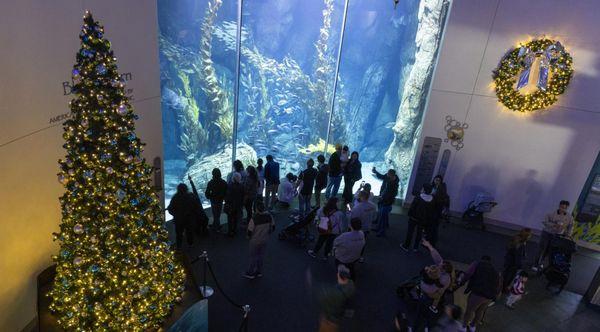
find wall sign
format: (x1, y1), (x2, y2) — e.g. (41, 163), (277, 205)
(412, 136), (442, 195)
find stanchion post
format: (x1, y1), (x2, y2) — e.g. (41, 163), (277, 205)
(200, 251), (214, 298)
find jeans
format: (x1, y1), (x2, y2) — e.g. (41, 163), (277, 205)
(244, 197), (255, 223)
(264, 184), (279, 209)
(463, 293), (491, 328)
(227, 209), (242, 235)
(174, 219), (193, 248)
(505, 293), (522, 306)
(314, 187), (325, 207)
(535, 231), (555, 266)
(404, 218), (425, 249)
(325, 175), (342, 199)
(313, 234), (335, 257)
(210, 199), (223, 229)
(376, 204), (392, 236)
(247, 243), (267, 275)
(299, 193), (312, 217)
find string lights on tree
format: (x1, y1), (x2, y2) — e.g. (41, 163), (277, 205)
(493, 38), (573, 112)
(49, 11), (185, 330)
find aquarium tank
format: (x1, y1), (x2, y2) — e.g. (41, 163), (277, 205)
(158, 0), (450, 212)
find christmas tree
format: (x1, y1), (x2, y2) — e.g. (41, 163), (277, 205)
(50, 12), (185, 330)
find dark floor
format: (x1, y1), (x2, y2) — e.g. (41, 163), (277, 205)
(178, 207), (600, 332)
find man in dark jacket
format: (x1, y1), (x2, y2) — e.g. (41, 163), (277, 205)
(205, 168), (228, 232)
(224, 172), (245, 237)
(342, 151), (362, 205)
(402, 183), (436, 251)
(325, 144), (343, 199)
(373, 167), (399, 237)
(167, 183), (195, 249)
(263, 155), (280, 210)
(314, 154), (329, 208)
(298, 158), (318, 217)
(460, 256), (502, 331)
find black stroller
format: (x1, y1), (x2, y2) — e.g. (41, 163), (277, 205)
(278, 208), (318, 246)
(462, 193), (497, 230)
(543, 235), (577, 293)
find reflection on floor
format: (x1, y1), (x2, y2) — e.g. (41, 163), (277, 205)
(172, 207), (600, 331)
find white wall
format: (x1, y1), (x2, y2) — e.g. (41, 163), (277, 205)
(0, 1), (162, 330)
(413, 0), (600, 233)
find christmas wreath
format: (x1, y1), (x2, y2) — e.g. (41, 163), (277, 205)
(493, 38), (573, 112)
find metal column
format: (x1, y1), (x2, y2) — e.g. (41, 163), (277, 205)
(231, 0), (243, 166)
(323, 0), (350, 158)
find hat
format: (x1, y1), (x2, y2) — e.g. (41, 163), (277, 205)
(337, 265), (351, 279)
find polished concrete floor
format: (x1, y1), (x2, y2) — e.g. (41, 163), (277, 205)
(177, 206), (600, 332)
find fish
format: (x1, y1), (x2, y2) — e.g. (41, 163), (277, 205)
(211, 97), (220, 103)
(292, 125), (303, 130)
(244, 112), (255, 117)
(384, 122), (395, 129)
(267, 129), (279, 135)
(283, 108), (294, 114)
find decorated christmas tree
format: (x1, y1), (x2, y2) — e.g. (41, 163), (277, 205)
(50, 12), (185, 330)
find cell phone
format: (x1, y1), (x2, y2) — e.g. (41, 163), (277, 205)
(346, 203), (351, 212)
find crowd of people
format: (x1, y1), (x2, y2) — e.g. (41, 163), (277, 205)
(166, 144), (576, 332)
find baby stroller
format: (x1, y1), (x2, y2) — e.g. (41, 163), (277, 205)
(462, 193), (497, 230)
(278, 208), (318, 246)
(543, 235), (577, 293)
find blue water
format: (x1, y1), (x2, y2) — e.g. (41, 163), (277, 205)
(158, 0), (444, 206)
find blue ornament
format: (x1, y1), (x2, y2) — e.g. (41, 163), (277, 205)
(60, 249), (71, 258)
(98, 32), (103, 38)
(62, 278), (70, 287)
(89, 264), (99, 273)
(140, 316), (148, 323)
(83, 170), (94, 179)
(130, 199), (139, 206)
(136, 219), (144, 227)
(101, 153), (111, 161)
(83, 36), (89, 42)
(96, 64), (107, 75)
(86, 130), (92, 136)
(98, 108), (105, 114)
(120, 179), (127, 186)
(72, 69), (80, 77)
(128, 133), (136, 141)
(151, 233), (158, 241)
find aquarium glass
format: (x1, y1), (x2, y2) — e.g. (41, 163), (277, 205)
(158, 0), (450, 210)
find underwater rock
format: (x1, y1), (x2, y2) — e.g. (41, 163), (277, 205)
(384, 0), (448, 197)
(185, 142), (257, 192)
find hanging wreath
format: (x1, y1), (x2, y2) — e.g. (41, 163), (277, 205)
(493, 38), (573, 112)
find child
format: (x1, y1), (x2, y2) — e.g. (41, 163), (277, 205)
(244, 202), (275, 279)
(506, 270), (528, 309)
(340, 145), (350, 170)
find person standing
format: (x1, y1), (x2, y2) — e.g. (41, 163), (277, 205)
(460, 255), (502, 332)
(205, 168), (228, 232)
(309, 198), (344, 260)
(256, 158), (265, 200)
(402, 183), (436, 251)
(340, 145), (350, 170)
(342, 151), (362, 205)
(317, 265), (355, 332)
(264, 155), (280, 210)
(353, 182), (375, 205)
(188, 175), (209, 236)
(315, 154), (329, 208)
(227, 160), (246, 183)
(333, 218), (366, 280)
(430, 175), (450, 246)
(167, 183), (195, 249)
(299, 158), (318, 217)
(224, 172), (244, 237)
(243, 166), (259, 224)
(325, 144), (343, 199)
(502, 228), (531, 291)
(244, 202), (275, 279)
(372, 167), (399, 237)
(533, 200), (574, 271)
(277, 173), (297, 208)
(350, 190), (377, 261)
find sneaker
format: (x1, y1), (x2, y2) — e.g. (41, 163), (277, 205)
(307, 250), (317, 258)
(468, 324), (477, 332)
(243, 273), (256, 280)
(256, 273), (263, 278)
(400, 244), (410, 252)
(428, 305), (438, 313)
